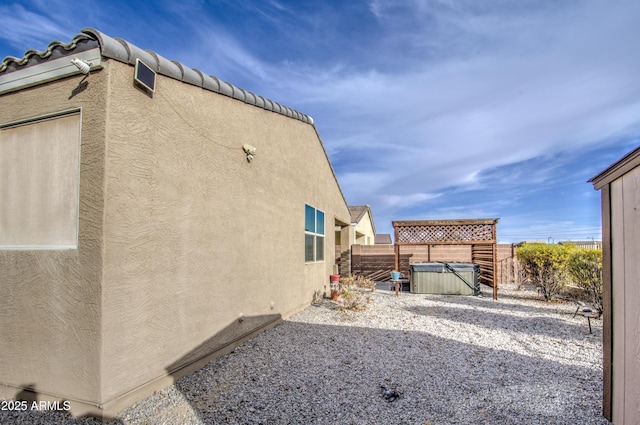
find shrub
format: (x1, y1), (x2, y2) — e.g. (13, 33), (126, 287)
(516, 243), (572, 301)
(567, 248), (603, 314)
(337, 275), (375, 311)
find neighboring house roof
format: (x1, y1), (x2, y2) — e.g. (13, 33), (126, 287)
(349, 205), (376, 234)
(515, 241), (548, 246)
(558, 240), (601, 244)
(349, 205), (369, 224)
(559, 241), (603, 249)
(375, 234), (392, 244)
(0, 27), (313, 125)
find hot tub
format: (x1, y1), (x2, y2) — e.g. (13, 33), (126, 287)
(409, 262), (480, 295)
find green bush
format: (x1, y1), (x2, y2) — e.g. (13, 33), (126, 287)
(516, 243), (572, 301)
(567, 249), (603, 314)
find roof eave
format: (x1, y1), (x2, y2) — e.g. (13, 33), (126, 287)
(1, 27), (315, 126)
(589, 145), (640, 190)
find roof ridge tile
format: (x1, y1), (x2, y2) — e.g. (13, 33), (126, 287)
(0, 33), (95, 72)
(1, 27), (314, 125)
(201, 73), (221, 93)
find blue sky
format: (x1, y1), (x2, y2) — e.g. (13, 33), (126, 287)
(2, 0), (639, 243)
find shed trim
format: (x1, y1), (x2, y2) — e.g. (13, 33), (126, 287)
(589, 145), (640, 189)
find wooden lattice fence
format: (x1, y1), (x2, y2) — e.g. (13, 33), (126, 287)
(393, 219), (499, 299)
(396, 222), (495, 243)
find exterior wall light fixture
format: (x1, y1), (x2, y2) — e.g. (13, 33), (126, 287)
(243, 144), (256, 162)
(70, 58), (92, 75)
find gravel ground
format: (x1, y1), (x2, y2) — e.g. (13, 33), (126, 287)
(1, 284), (607, 425)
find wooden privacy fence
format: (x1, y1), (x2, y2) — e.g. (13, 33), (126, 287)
(497, 244), (521, 286)
(350, 245), (413, 281)
(471, 244), (496, 288)
(352, 243), (519, 286)
(393, 219), (499, 299)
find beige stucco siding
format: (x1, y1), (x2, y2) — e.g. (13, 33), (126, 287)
(0, 73), (107, 404)
(0, 55), (349, 414)
(610, 168), (640, 425)
(353, 211), (375, 245)
(99, 60), (349, 402)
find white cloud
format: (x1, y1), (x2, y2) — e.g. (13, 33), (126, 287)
(380, 192), (441, 208)
(194, 28), (270, 82)
(1, 0), (629, 242)
(281, 1), (639, 199)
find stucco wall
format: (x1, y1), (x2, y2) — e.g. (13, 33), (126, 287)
(0, 57), (349, 416)
(0, 73), (107, 407)
(99, 60), (350, 405)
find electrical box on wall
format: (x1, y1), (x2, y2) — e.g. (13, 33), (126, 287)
(134, 58), (156, 93)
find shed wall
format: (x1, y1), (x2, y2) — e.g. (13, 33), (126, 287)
(610, 167), (640, 425)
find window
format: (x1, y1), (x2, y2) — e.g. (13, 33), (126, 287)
(0, 111), (81, 249)
(305, 204), (325, 262)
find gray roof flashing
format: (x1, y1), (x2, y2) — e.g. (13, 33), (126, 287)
(0, 28), (314, 125)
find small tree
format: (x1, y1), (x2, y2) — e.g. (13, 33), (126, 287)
(516, 243), (572, 301)
(567, 248), (603, 315)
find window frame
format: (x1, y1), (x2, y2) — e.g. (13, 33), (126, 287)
(304, 204), (325, 262)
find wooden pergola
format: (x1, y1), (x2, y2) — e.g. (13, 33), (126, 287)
(393, 218), (499, 299)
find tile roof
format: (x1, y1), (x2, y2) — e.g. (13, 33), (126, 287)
(0, 33), (97, 73)
(0, 28), (313, 125)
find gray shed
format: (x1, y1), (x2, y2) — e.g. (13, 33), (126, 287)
(589, 145), (640, 424)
